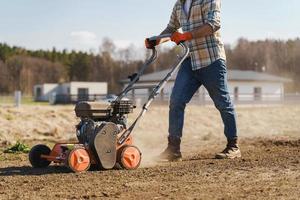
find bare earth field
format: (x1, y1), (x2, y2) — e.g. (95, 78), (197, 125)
(0, 104), (299, 199)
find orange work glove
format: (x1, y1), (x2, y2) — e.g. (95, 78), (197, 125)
(145, 38), (161, 49)
(171, 32), (193, 45)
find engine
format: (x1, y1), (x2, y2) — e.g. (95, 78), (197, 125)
(74, 100), (134, 145)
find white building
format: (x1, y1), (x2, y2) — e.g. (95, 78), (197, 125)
(34, 82), (107, 103)
(121, 70), (291, 103)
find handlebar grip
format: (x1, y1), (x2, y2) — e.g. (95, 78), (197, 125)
(146, 38), (157, 49)
(177, 40), (186, 45)
(148, 34), (172, 42)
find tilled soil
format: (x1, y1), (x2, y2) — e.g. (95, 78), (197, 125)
(0, 138), (299, 200)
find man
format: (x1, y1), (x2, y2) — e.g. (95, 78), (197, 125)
(145, 0), (241, 161)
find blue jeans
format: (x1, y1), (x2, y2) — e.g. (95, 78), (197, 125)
(169, 58), (237, 140)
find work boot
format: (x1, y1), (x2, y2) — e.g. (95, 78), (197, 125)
(159, 136), (182, 162)
(215, 138), (241, 159)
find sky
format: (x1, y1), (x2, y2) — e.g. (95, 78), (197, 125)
(0, 0), (299, 52)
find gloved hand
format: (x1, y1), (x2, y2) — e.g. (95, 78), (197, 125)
(171, 32), (193, 45)
(145, 38), (160, 49)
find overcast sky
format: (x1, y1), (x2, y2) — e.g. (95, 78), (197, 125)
(0, 0), (299, 52)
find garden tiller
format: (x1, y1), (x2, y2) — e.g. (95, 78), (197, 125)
(29, 35), (189, 172)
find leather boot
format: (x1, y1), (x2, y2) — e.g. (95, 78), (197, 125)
(159, 136), (182, 162)
(215, 138), (241, 159)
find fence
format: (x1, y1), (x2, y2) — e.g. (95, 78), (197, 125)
(128, 93), (300, 105)
(51, 94), (107, 104)
(1, 93), (300, 106)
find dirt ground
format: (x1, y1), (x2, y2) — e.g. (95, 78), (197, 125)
(0, 104), (299, 199)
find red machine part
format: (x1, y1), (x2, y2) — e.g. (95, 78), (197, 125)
(117, 134), (133, 150)
(40, 143), (78, 163)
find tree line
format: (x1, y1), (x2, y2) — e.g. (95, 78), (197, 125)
(0, 37), (299, 95)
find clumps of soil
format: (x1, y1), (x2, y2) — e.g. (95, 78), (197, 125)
(0, 140), (11, 147)
(0, 138), (299, 200)
(33, 127), (60, 137)
(259, 139), (300, 147)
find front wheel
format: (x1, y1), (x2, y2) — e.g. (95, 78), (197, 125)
(67, 148), (91, 173)
(118, 145), (142, 170)
(29, 144), (52, 168)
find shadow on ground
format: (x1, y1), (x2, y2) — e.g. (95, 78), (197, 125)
(0, 165), (71, 176)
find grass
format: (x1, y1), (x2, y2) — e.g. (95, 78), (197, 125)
(0, 96), (49, 106)
(3, 141), (31, 154)
(0, 157), (4, 161)
(4, 114), (14, 121)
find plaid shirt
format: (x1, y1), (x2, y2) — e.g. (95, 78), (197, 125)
(166, 0), (226, 70)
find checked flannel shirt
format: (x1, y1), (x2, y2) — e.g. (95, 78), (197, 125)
(166, 0), (226, 70)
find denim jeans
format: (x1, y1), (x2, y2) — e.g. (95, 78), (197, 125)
(169, 58), (237, 140)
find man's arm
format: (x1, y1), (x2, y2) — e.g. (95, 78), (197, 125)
(157, 3), (181, 45)
(171, 0), (221, 44)
(145, 2), (180, 49)
(190, 24), (214, 39)
(156, 27), (174, 44)
(191, 0), (221, 39)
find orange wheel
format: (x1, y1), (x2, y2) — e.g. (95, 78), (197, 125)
(68, 148), (91, 173)
(119, 145), (142, 170)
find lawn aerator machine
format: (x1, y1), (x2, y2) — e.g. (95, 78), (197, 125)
(29, 35), (189, 172)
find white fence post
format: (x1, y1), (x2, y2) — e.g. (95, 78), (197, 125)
(49, 92), (56, 105)
(14, 91), (21, 107)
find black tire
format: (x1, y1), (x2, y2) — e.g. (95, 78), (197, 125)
(29, 144), (52, 168)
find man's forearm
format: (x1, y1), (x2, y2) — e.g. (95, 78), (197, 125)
(156, 23), (214, 45)
(190, 24), (214, 39)
(157, 27), (175, 44)
(163, 23), (215, 42)
(160, 26), (175, 35)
